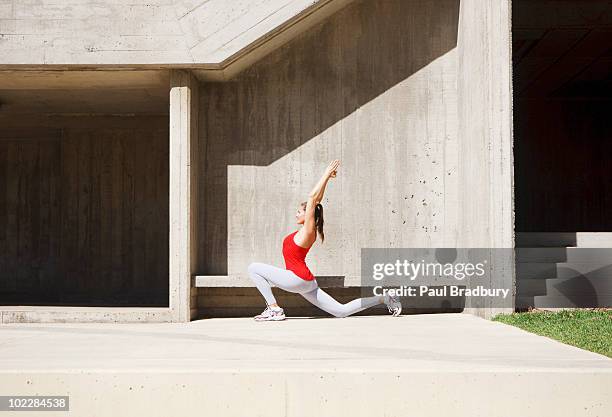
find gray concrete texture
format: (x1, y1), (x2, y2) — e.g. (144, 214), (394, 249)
(0, 314), (610, 416)
(197, 0), (513, 318)
(0, 0), (514, 321)
(0, 0), (352, 68)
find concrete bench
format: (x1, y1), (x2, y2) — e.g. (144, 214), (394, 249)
(194, 275), (462, 317)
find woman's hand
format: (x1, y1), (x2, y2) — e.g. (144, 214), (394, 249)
(307, 159), (340, 206)
(325, 159), (340, 179)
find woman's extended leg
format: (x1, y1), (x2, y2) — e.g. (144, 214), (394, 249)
(300, 287), (385, 318)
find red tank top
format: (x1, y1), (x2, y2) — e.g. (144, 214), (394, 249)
(282, 230), (315, 281)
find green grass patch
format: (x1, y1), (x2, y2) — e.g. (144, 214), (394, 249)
(492, 309), (612, 358)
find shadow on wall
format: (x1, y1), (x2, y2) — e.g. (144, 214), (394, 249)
(198, 0), (460, 274)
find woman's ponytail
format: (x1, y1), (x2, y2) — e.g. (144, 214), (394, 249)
(314, 203), (324, 242)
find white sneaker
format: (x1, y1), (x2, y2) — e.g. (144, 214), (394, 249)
(384, 294), (402, 317)
(254, 306), (286, 321)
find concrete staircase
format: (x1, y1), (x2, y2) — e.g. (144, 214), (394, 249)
(515, 233), (612, 309)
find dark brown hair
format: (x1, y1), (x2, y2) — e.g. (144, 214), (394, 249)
(301, 202), (325, 242)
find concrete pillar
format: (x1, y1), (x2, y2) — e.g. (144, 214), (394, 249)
(457, 0), (514, 319)
(169, 70), (199, 322)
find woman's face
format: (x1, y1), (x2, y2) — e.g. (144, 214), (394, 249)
(295, 204), (306, 224)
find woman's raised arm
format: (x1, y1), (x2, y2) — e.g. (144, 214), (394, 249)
(304, 160), (340, 233)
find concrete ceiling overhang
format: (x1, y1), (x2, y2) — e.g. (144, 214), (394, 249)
(513, 0), (612, 99)
(0, 0), (355, 81)
(0, 70), (171, 114)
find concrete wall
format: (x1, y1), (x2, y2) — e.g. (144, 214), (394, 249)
(199, 0), (459, 283)
(198, 0), (461, 281)
(198, 0), (513, 318)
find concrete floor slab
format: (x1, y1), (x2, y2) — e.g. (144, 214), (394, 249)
(1, 313), (610, 416)
(0, 313), (610, 372)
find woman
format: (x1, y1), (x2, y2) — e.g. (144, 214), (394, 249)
(247, 159), (402, 321)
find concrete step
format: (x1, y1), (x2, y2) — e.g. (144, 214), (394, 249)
(516, 262), (612, 280)
(515, 248), (612, 263)
(516, 232), (612, 248)
(516, 262), (558, 279)
(517, 276), (612, 298)
(517, 294), (612, 309)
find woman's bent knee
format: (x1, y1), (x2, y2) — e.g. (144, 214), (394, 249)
(248, 262), (263, 274)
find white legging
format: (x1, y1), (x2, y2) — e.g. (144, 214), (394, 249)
(247, 262), (383, 318)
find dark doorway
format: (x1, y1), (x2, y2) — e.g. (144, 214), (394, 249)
(513, 0), (612, 232)
(0, 71), (170, 306)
